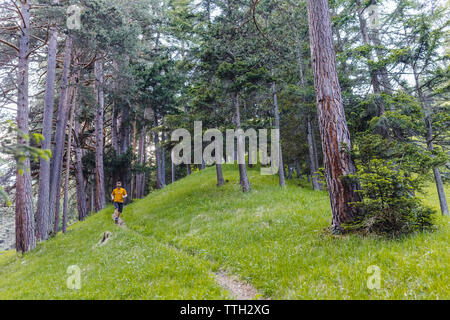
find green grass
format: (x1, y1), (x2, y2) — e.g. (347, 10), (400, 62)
(0, 165), (449, 299)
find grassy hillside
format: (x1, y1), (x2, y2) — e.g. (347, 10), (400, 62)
(0, 165), (449, 299)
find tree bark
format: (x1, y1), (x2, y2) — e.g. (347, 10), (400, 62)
(307, 0), (361, 233)
(73, 111), (87, 221)
(15, 0), (35, 253)
(36, 27), (57, 241)
(136, 126), (146, 198)
(94, 53), (106, 211)
(62, 85), (76, 233)
(49, 35), (73, 235)
(153, 114), (164, 189)
(130, 119), (137, 199)
(111, 104), (119, 153)
(272, 82), (286, 187)
(297, 39), (319, 189)
(161, 130), (166, 185)
(233, 91), (251, 192)
(287, 164), (294, 180)
(294, 159), (302, 179)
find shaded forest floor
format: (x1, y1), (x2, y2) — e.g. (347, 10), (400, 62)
(0, 165), (448, 299)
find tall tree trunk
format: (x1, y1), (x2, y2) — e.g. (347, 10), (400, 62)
(294, 159), (302, 179)
(15, 0), (35, 253)
(212, 93), (224, 186)
(154, 118), (162, 189)
(272, 82), (286, 187)
(200, 157), (206, 170)
(287, 164), (294, 180)
(153, 113), (165, 189)
(171, 149), (176, 184)
(233, 91), (251, 192)
(90, 180), (95, 213)
(161, 130), (166, 186)
(111, 104), (119, 153)
(136, 126), (146, 198)
(36, 27), (57, 241)
(307, 0), (361, 233)
(216, 164), (224, 186)
(94, 53), (106, 211)
(130, 119), (137, 199)
(62, 86), (76, 233)
(297, 39), (319, 189)
(49, 35), (72, 235)
(413, 66), (449, 216)
(73, 113), (87, 221)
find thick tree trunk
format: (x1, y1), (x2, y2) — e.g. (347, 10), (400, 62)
(233, 91), (251, 192)
(49, 35), (72, 235)
(94, 53), (106, 211)
(15, 0), (35, 253)
(307, 0), (361, 233)
(36, 27), (57, 241)
(272, 82), (286, 187)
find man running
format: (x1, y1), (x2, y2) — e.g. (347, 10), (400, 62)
(111, 181), (127, 224)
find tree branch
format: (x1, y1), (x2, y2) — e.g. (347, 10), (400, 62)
(0, 38), (19, 52)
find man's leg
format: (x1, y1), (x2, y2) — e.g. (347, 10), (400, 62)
(113, 203), (120, 223)
(117, 203), (123, 218)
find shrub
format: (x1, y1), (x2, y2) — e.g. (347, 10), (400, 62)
(345, 158), (435, 237)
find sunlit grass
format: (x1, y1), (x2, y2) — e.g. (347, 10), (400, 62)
(0, 164), (448, 299)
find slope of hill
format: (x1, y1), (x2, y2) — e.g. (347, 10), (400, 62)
(0, 165), (448, 299)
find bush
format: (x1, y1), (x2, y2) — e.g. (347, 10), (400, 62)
(345, 158), (435, 237)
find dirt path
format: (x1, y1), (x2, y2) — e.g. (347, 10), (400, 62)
(111, 213), (127, 229)
(214, 270), (264, 300)
(115, 217), (267, 300)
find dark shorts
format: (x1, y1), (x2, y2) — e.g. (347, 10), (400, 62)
(114, 202), (124, 213)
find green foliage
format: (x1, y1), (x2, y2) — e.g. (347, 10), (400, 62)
(346, 158), (435, 237)
(0, 121), (51, 173)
